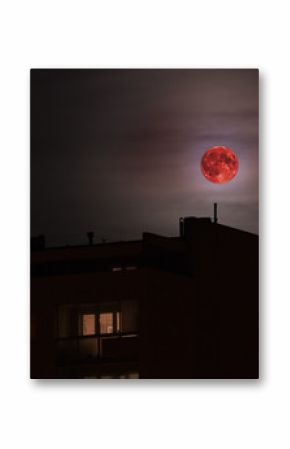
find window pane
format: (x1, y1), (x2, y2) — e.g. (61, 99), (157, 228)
(99, 313), (113, 334)
(82, 314), (96, 336)
(116, 312), (121, 332)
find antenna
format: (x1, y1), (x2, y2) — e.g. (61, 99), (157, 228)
(214, 203), (218, 224)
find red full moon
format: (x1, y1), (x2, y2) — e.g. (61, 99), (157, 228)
(201, 146), (239, 184)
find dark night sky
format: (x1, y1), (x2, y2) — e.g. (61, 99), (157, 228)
(31, 69), (258, 246)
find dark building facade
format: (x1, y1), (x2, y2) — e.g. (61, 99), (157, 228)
(31, 216), (259, 379)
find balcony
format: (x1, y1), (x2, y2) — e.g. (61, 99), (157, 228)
(56, 332), (139, 365)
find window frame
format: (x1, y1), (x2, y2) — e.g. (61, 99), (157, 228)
(79, 307), (122, 337)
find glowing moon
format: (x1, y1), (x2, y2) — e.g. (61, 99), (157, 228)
(201, 146), (239, 184)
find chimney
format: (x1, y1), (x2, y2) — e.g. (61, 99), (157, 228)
(87, 231), (94, 246)
(182, 217), (212, 241)
(214, 203), (218, 224)
(179, 217), (213, 276)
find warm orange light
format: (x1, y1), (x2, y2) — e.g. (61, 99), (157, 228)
(116, 311), (121, 332)
(99, 312), (114, 334)
(82, 314), (95, 336)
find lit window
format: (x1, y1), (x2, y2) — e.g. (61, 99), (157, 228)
(116, 311), (121, 333)
(82, 314), (96, 336)
(125, 266), (137, 271)
(99, 312), (114, 334)
(78, 309), (121, 336)
(112, 267), (122, 272)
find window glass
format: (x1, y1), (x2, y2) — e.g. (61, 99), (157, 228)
(116, 311), (121, 332)
(99, 312), (114, 334)
(82, 314), (96, 336)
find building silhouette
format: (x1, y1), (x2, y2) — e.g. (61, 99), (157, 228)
(31, 214), (258, 379)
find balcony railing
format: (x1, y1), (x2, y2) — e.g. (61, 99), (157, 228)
(56, 332), (139, 365)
